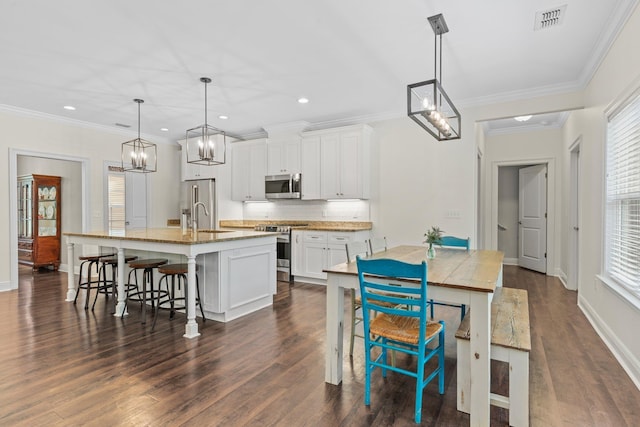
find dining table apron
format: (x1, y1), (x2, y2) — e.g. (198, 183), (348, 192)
(64, 229), (276, 339)
(324, 245), (503, 427)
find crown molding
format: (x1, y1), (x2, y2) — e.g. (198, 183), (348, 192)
(577, 0), (640, 88)
(0, 104), (174, 145)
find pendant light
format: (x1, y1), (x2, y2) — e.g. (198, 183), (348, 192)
(121, 99), (157, 173)
(407, 14), (462, 141)
(186, 77), (226, 166)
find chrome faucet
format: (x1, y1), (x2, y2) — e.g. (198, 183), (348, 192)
(191, 185), (209, 232)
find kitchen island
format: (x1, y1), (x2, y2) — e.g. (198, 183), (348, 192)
(64, 228), (277, 338)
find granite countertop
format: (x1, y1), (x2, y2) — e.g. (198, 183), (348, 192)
(64, 228), (275, 245)
(219, 220), (372, 232)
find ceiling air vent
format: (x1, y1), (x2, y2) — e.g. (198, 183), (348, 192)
(534, 5), (567, 30)
(115, 123), (131, 128)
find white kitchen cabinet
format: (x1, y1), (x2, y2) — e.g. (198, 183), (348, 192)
(292, 229), (369, 283)
(301, 124), (372, 200)
(291, 230), (304, 276)
(300, 136), (321, 200)
(231, 139), (267, 201)
(266, 137), (300, 175)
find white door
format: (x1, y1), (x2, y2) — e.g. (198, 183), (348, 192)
(518, 164), (547, 273)
(125, 172), (147, 229)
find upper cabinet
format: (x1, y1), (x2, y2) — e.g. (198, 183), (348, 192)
(300, 136), (322, 200)
(302, 124), (372, 200)
(231, 139), (267, 201)
(266, 137), (300, 175)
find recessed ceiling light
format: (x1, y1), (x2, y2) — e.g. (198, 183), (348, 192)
(160, 128), (169, 132)
(63, 105), (76, 111)
(218, 115), (228, 120)
(297, 97), (309, 104)
(514, 115), (532, 122)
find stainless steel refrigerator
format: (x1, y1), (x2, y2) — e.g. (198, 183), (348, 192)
(180, 178), (217, 230)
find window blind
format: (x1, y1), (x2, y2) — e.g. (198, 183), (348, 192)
(107, 174), (126, 233)
(606, 93), (640, 297)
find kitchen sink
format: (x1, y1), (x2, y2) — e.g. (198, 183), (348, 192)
(197, 229), (233, 233)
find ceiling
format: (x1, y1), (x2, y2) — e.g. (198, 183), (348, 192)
(0, 0), (637, 143)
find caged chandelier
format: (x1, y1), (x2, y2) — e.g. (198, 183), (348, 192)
(407, 13), (461, 141)
(186, 77), (226, 166)
(121, 99), (157, 173)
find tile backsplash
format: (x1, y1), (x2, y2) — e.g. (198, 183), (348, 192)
(243, 199), (370, 221)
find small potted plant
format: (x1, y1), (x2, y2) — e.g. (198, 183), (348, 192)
(423, 226), (444, 259)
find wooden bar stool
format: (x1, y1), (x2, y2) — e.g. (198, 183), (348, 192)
(73, 253), (116, 309)
(93, 255), (138, 312)
(152, 263), (206, 331)
(125, 258), (168, 324)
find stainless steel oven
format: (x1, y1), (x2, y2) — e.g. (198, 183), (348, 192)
(255, 224), (294, 282)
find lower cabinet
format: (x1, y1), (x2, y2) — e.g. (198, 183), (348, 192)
(292, 229), (369, 283)
(198, 242), (277, 322)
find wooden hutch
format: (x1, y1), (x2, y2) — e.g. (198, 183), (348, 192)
(18, 174), (61, 271)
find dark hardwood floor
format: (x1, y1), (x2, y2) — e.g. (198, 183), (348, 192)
(0, 265), (638, 426)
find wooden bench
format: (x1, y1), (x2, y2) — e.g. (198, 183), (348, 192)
(456, 287), (531, 427)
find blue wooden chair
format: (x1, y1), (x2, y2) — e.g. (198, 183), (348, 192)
(356, 257), (445, 424)
(431, 236), (470, 321)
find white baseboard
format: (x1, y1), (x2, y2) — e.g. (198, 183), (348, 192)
(578, 295), (640, 391)
(556, 269), (569, 289)
(503, 257), (518, 266)
(0, 280), (15, 292)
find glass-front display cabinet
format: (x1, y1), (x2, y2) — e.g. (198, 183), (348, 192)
(18, 174), (61, 271)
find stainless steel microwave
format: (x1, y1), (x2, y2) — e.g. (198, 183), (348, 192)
(265, 173), (301, 199)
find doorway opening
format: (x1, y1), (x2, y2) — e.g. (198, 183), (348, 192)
(9, 149), (89, 290)
(493, 159), (555, 275)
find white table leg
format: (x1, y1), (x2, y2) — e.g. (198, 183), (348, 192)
(114, 248), (127, 317)
(183, 255), (200, 339)
(325, 276), (345, 384)
(509, 350), (530, 427)
(469, 292), (491, 427)
(456, 339), (471, 413)
(65, 241), (76, 301)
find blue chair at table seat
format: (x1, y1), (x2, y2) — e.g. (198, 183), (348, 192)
(431, 236), (470, 321)
(356, 256), (445, 424)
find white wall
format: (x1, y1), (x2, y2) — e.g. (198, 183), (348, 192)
(560, 3), (640, 388)
(369, 117), (476, 247)
(1, 110), (181, 289)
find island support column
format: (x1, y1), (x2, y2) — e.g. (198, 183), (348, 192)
(114, 248), (127, 317)
(184, 255), (200, 338)
(65, 241), (76, 301)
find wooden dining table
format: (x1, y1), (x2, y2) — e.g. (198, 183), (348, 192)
(323, 245), (504, 427)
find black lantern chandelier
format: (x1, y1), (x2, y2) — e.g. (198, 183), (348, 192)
(121, 99), (157, 173)
(186, 77), (226, 166)
(407, 14), (461, 141)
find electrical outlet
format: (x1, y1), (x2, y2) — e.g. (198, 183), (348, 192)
(445, 209), (462, 219)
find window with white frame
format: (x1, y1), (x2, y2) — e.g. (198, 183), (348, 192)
(605, 92), (640, 300)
